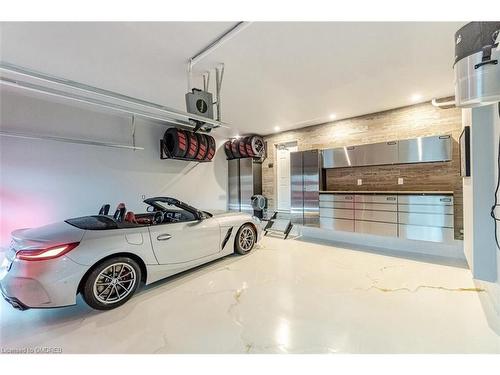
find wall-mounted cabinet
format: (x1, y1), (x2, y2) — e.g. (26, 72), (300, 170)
(321, 135), (452, 169)
(398, 135), (452, 164)
(345, 141), (399, 167)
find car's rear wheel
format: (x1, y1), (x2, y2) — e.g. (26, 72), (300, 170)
(82, 257), (141, 310)
(234, 224), (256, 255)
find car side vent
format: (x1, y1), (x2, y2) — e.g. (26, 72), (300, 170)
(221, 227), (233, 250)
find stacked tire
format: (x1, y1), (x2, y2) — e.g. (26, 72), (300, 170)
(224, 135), (265, 160)
(163, 127), (216, 161)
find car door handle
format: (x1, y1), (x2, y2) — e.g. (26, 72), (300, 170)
(157, 234), (172, 241)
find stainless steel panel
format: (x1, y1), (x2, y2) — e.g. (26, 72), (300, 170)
(332, 194), (355, 202)
(354, 210), (398, 223)
(354, 194), (398, 204)
(320, 208), (354, 220)
(399, 224), (455, 243)
(398, 204), (454, 215)
(398, 212), (454, 228)
(319, 201), (353, 209)
(252, 162), (262, 195)
(355, 221), (398, 237)
(397, 195), (453, 205)
(303, 150), (320, 227)
(239, 158), (254, 214)
(320, 218), (355, 232)
(228, 159), (240, 211)
(346, 141), (399, 167)
(398, 135), (452, 164)
(290, 151), (304, 225)
(321, 147), (352, 168)
(319, 193), (334, 201)
(354, 202), (398, 212)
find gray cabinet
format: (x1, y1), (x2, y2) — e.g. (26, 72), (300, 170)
(291, 150), (320, 227)
(322, 147), (351, 168)
(398, 135), (452, 164)
(321, 135), (452, 169)
(228, 159), (262, 214)
(318, 192), (455, 243)
(346, 141), (399, 167)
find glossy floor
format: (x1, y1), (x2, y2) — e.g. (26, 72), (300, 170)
(1, 236), (500, 353)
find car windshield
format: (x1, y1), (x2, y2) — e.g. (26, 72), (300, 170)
(152, 201), (179, 210)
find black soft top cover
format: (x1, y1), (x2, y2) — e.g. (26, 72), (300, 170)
(66, 215), (118, 230)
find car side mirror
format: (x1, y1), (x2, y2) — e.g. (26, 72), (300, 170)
(196, 210), (205, 220)
(146, 206), (155, 213)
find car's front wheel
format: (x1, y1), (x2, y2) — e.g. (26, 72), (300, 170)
(234, 224), (256, 255)
(82, 257), (141, 310)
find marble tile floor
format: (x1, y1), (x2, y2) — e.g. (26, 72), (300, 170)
(1, 236), (499, 354)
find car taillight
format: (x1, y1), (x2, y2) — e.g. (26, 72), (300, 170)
(16, 242), (80, 261)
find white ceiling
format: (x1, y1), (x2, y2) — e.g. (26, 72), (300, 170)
(0, 22), (465, 137)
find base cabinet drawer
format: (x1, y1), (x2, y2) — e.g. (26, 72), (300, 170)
(398, 204), (454, 215)
(320, 207), (354, 219)
(355, 195), (398, 204)
(398, 195), (453, 205)
(398, 224), (455, 243)
(320, 194), (355, 202)
(319, 194), (335, 202)
(355, 221), (398, 237)
(398, 212), (454, 228)
(320, 201), (354, 209)
(354, 202), (397, 211)
(320, 218), (355, 232)
(354, 210), (398, 223)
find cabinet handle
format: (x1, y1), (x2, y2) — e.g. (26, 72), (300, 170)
(387, 141), (397, 145)
(386, 197), (396, 201)
(440, 198), (452, 202)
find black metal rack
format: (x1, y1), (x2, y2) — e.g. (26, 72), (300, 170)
(160, 139), (212, 162)
(225, 140), (267, 163)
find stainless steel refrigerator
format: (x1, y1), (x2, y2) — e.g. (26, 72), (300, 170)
(290, 150), (320, 227)
(228, 158), (262, 214)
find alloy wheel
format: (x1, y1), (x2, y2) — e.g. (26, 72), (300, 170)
(93, 263), (137, 304)
(239, 227), (255, 252)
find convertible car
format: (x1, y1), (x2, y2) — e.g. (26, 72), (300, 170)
(0, 197), (261, 311)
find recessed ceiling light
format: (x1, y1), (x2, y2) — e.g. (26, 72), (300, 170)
(411, 94), (423, 103)
(329, 113), (337, 120)
(274, 126), (281, 132)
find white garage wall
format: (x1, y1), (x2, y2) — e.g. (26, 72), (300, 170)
(0, 89), (228, 247)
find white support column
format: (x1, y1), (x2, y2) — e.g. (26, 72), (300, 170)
(463, 103), (499, 281)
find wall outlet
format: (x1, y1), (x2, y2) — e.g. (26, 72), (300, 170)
(357, 179), (362, 186)
(398, 178), (404, 185)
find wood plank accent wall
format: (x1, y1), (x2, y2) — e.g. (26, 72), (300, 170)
(262, 101), (463, 239)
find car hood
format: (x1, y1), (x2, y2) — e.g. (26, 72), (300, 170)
(11, 221), (85, 251)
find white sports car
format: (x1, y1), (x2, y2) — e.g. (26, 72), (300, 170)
(0, 197), (261, 310)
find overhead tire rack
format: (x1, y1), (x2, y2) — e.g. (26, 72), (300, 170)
(0, 62), (230, 150)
